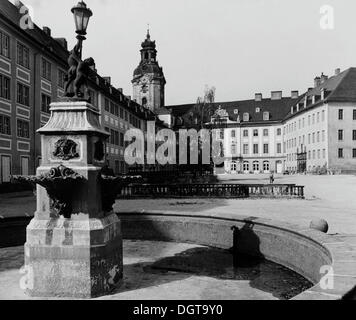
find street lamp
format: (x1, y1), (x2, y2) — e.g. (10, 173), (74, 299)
(64, 1), (94, 98)
(71, 1), (93, 38)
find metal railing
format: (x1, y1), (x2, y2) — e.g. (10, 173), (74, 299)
(117, 183), (304, 199)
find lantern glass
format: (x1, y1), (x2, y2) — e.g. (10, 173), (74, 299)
(71, 2), (92, 35)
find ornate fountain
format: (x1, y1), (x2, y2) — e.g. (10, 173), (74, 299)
(11, 2), (140, 299)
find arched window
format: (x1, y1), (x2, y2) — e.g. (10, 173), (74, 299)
(263, 161), (270, 172)
(243, 161), (250, 172)
(142, 97), (147, 107)
(253, 161), (260, 172)
(144, 52), (149, 60)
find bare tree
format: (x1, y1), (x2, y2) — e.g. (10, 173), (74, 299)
(187, 85), (216, 130)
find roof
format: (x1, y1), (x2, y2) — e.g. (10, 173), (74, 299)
(285, 67), (356, 120)
(167, 97), (297, 125)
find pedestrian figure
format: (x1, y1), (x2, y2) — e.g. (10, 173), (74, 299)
(269, 172), (275, 184)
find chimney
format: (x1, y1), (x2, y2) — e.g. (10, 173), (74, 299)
(291, 90), (299, 99)
(103, 77), (111, 85)
(320, 73), (328, 84)
(314, 77), (321, 88)
(335, 68), (341, 76)
(54, 38), (67, 50)
(14, 1), (25, 9)
(43, 27), (51, 36)
(255, 93), (262, 102)
(271, 91), (282, 100)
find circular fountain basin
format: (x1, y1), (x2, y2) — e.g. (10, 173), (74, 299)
(1, 212), (356, 300)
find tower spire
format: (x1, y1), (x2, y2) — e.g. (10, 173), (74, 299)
(147, 24), (150, 40)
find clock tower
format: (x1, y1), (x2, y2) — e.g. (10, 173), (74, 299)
(132, 29), (166, 112)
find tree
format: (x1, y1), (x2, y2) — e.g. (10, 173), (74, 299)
(187, 85), (216, 130)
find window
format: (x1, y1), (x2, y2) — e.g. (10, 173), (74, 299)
(308, 115), (311, 126)
(0, 114), (11, 135)
(0, 74), (10, 100)
(17, 83), (30, 106)
(119, 132), (124, 147)
(277, 128), (281, 136)
(317, 149), (321, 159)
(339, 109), (344, 120)
(313, 150), (316, 159)
(353, 110), (356, 120)
(41, 58), (52, 80)
(312, 114), (315, 124)
(243, 162), (249, 172)
(338, 130), (344, 141)
(124, 111), (128, 121)
(0, 30), (10, 58)
(308, 151), (311, 160)
(263, 161), (270, 172)
(263, 144), (269, 154)
(322, 130), (325, 142)
(312, 133), (315, 143)
(253, 161), (259, 172)
(219, 130), (224, 140)
(323, 149), (326, 159)
(41, 94), (51, 113)
(142, 97), (147, 107)
(231, 144), (237, 155)
(322, 110), (325, 122)
(243, 113), (249, 122)
(277, 143), (282, 154)
(302, 118), (305, 127)
(253, 129), (258, 137)
(17, 42), (29, 69)
(243, 130), (248, 137)
(231, 130), (236, 138)
(308, 134), (311, 144)
(17, 119), (29, 138)
(104, 99), (110, 112)
(317, 131), (320, 143)
(120, 108), (124, 119)
(263, 112), (269, 121)
(338, 148), (344, 158)
(58, 69), (66, 89)
(353, 130), (356, 141)
(317, 112), (320, 123)
(353, 149), (356, 159)
(253, 144), (259, 154)
(263, 129), (268, 137)
(243, 144), (249, 155)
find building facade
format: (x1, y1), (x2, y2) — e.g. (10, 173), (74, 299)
(165, 69), (356, 174)
(0, 1), (157, 184)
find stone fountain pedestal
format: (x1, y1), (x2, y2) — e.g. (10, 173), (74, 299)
(24, 101), (123, 298)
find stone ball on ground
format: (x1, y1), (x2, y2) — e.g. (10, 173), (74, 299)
(310, 219), (329, 233)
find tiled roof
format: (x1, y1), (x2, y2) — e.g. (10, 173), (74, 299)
(167, 97), (297, 125)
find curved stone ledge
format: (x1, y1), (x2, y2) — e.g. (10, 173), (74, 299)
(117, 212), (356, 300)
(1, 213), (356, 300)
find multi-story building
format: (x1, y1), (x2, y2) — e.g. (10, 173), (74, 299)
(284, 68), (356, 174)
(164, 69), (356, 174)
(0, 1), (158, 184)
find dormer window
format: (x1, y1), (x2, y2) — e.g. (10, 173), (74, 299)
(263, 111), (270, 121)
(243, 113), (249, 122)
(234, 109), (239, 114)
(256, 107), (261, 113)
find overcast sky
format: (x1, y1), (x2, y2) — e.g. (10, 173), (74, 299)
(14, 0), (356, 105)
